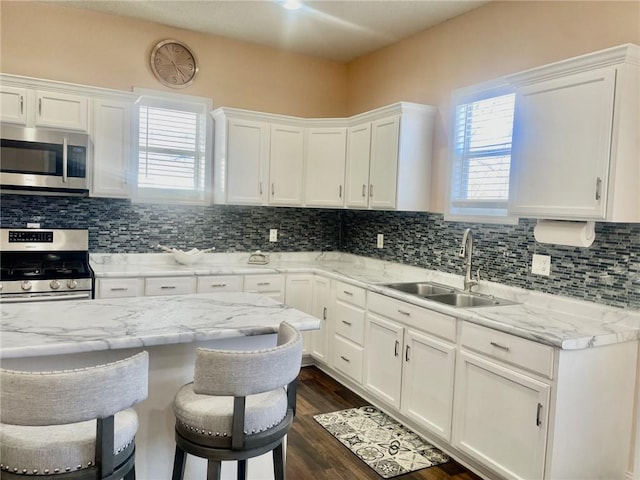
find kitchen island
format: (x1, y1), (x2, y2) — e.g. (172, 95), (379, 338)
(0, 292), (320, 480)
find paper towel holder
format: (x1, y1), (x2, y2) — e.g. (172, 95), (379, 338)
(533, 219), (596, 247)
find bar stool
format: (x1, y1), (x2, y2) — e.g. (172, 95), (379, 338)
(0, 351), (149, 479)
(171, 322), (303, 480)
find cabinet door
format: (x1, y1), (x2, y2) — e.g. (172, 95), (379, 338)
(509, 67), (616, 219)
(226, 118), (269, 205)
(453, 350), (550, 480)
(285, 274), (314, 354)
(95, 278), (144, 299)
(91, 99), (133, 198)
(310, 276), (331, 363)
(369, 115), (400, 209)
(269, 124), (304, 205)
(196, 275), (244, 293)
(345, 123), (371, 208)
(145, 277), (197, 296)
(0, 86), (27, 125)
(364, 312), (403, 409)
(304, 127), (347, 207)
(35, 90), (89, 131)
(401, 329), (455, 442)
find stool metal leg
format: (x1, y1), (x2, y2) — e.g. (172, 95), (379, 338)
(237, 459), (247, 480)
(273, 441), (285, 480)
(124, 467), (136, 480)
(172, 446), (187, 480)
(207, 460), (222, 480)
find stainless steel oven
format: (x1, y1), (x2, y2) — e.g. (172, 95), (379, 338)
(0, 125), (89, 195)
(0, 229), (94, 303)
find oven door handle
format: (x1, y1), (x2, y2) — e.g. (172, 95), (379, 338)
(1, 293), (91, 303)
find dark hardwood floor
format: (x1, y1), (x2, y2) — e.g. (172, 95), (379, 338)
(287, 366), (483, 480)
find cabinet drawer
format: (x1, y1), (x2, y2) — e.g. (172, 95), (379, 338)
(96, 278), (143, 298)
(244, 274), (285, 293)
(145, 277), (196, 296)
(197, 275), (244, 293)
(368, 292), (456, 342)
(334, 302), (365, 345)
(333, 335), (363, 384)
(335, 281), (366, 307)
(460, 322), (555, 379)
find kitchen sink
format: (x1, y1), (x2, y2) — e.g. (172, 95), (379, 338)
(426, 292), (516, 308)
(383, 282), (516, 308)
(383, 282), (455, 297)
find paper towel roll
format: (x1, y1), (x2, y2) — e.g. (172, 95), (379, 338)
(533, 220), (596, 247)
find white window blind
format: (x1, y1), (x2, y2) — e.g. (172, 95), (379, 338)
(447, 84), (518, 223)
(134, 90), (211, 204)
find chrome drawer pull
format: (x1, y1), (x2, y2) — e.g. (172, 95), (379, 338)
(536, 403), (543, 426)
(257, 282), (271, 286)
(210, 284), (227, 288)
(341, 320), (352, 326)
(405, 345), (411, 362)
(110, 287), (128, 291)
(343, 290), (354, 296)
(394, 340), (399, 357)
(490, 341), (510, 352)
(397, 309), (411, 316)
(323, 307), (327, 320)
(340, 355), (351, 363)
(362, 184), (366, 197)
(160, 286), (176, 289)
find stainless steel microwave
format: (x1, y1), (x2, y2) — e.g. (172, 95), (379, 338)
(0, 125), (89, 195)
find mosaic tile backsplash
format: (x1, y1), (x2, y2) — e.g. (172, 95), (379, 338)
(1, 194), (638, 309)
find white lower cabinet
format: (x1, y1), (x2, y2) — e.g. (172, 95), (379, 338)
(309, 276), (331, 364)
(95, 277), (144, 298)
(453, 350), (550, 480)
(331, 281), (366, 383)
(196, 275), (244, 293)
(244, 274), (285, 302)
(145, 276), (196, 296)
(284, 274), (314, 354)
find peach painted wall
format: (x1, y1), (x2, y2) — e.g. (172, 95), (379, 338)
(0, 1), (348, 118)
(347, 1), (640, 212)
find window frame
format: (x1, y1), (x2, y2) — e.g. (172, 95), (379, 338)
(445, 80), (519, 225)
(131, 88), (213, 205)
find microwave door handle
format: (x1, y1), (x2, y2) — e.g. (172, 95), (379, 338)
(62, 137), (68, 183)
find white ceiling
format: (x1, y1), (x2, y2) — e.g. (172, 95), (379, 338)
(53, 0), (489, 62)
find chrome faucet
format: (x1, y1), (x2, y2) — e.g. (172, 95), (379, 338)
(459, 228), (480, 291)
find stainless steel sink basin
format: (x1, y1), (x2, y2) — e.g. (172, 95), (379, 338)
(427, 292), (516, 308)
(384, 282), (455, 297)
(383, 282), (516, 308)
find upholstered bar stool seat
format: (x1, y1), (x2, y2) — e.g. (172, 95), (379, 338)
(172, 322), (303, 480)
(0, 352), (149, 479)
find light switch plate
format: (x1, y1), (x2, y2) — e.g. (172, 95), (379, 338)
(269, 229), (278, 242)
(531, 254), (551, 276)
(377, 234), (384, 249)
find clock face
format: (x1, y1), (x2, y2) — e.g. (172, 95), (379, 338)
(150, 40), (198, 88)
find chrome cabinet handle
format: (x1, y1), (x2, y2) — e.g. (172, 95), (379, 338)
(62, 137), (68, 183)
(259, 182), (263, 195)
(323, 307), (327, 320)
(362, 184), (366, 197)
(20, 95), (24, 114)
(341, 320), (352, 326)
(271, 183), (275, 196)
(394, 340), (399, 357)
(110, 287), (128, 291)
(405, 345), (411, 361)
(343, 290), (353, 296)
(38, 98), (42, 116)
(257, 282), (271, 286)
(595, 177), (602, 201)
(490, 341), (510, 352)
(210, 283), (227, 288)
(369, 184), (374, 197)
(397, 309), (410, 316)
(536, 403), (543, 426)
(160, 286), (176, 289)
(340, 355), (351, 363)
(339, 185), (343, 198)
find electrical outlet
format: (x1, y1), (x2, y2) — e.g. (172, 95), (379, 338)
(377, 233), (384, 249)
(531, 254), (551, 276)
(269, 229), (278, 242)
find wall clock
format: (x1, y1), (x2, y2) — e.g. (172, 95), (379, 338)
(150, 39), (198, 88)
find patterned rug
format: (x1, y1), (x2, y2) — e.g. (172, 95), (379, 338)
(314, 405), (450, 478)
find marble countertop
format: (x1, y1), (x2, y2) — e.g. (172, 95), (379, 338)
(0, 292), (320, 359)
(89, 251), (640, 350)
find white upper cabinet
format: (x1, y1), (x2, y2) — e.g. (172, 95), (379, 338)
(346, 103), (436, 211)
(35, 90), (89, 131)
(91, 98), (135, 198)
(508, 44), (639, 221)
(304, 126), (347, 207)
(269, 123), (305, 206)
(0, 86), (27, 125)
(345, 123), (371, 207)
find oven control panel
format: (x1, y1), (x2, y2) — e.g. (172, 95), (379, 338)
(8, 230), (54, 243)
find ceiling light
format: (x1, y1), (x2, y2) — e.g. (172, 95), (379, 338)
(282, 0), (302, 11)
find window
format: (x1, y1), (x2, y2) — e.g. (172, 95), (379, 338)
(446, 82), (518, 224)
(133, 89), (212, 204)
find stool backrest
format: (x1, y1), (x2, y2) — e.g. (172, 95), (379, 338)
(194, 322), (302, 397)
(0, 351), (149, 426)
